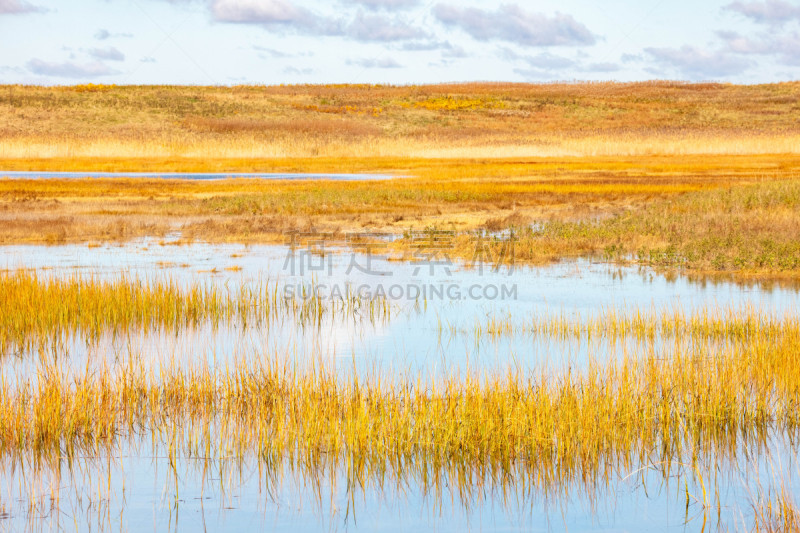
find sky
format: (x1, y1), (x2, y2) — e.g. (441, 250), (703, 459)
(1, 0), (799, 85)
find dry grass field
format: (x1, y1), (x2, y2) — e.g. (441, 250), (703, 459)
(2, 82), (800, 158)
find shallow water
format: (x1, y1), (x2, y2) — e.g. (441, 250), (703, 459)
(2, 239), (798, 375)
(2, 240), (799, 531)
(2, 428), (797, 532)
(4, 239), (796, 309)
(0, 171), (396, 181)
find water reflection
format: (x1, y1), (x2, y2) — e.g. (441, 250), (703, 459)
(0, 241), (799, 532)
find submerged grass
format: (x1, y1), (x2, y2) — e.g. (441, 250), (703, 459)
(755, 491), (800, 533)
(0, 326), (798, 526)
(0, 270), (392, 356)
(457, 304), (800, 343)
(0, 273), (798, 528)
(2, 267), (796, 360)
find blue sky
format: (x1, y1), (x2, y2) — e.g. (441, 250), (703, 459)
(1, 0), (799, 84)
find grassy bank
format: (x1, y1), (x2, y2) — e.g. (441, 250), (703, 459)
(456, 178), (800, 275)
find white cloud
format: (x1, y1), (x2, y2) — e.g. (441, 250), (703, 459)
(522, 52), (576, 69)
(621, 53), (643, 63)
(400, 40), (445, 51)
(582, 62), (620, 73)
(433, 3), (595, 47)
(348, 57), (403, 68)
(253, 45), (291, 58)
(284, 66), (314, 75)
(89, 46), (125, 62)
(211, 0), (425, 42)
(725, 0), (800, 25)
(348, 12), (427, 41)
(26, 58), (120, 78)
(0, 0), (42, 14)
(94, 28), (133, 40)
(719, 30), (800, 65)
(645, 46), (752, 79)
(0, 0), (45, 15)
(504, 49), (620, 77)
(211, 0), (328, 30)
(344, 0), (419, 10)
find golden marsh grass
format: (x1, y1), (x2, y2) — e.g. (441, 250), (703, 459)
(1, 324), (798, 522)
(0, 270), (798, 529)
(457, 305), (800, 343)
(2, 155), (800, 279)
(0, 270), (392, 357)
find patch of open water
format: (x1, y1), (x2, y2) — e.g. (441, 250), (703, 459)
(0, 171), (397, 181)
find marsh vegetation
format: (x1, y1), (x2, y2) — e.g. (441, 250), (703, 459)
(1, 83), (800, 531)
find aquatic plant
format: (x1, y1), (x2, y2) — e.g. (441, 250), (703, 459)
(0, 270), (392, 356)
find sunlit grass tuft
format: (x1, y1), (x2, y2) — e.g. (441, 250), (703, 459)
(0, 270), (392, 356)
